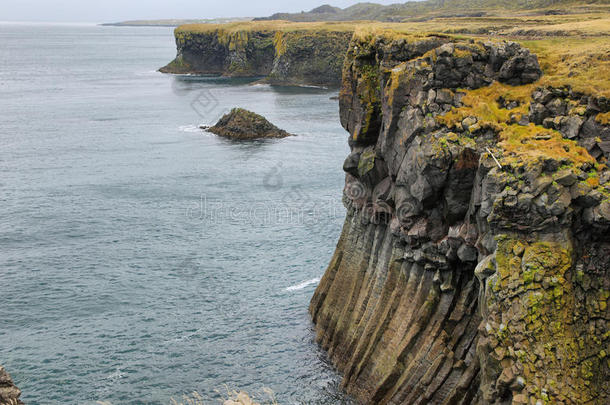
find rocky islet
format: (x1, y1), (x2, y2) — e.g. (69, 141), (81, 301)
(206, 108), (294, 140)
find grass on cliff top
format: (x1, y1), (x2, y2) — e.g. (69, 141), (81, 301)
(352, 14), (610, 97)
(176, 7), (610, 36)
(522, 36), (610, 97)
(436, 82), (597, 167)
(175, 20), (362, 34)
(175, 8), (610, 96)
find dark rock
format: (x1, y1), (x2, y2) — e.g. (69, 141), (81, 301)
(546, 97), (567, 116)
(555, 169), (577, 186)
(343, 151), (361, 177)
(571, 182), (598, 207)
(457, 243), (478, 262)
(498, 49), (542, 85)
(529, 102), (549, 124)
(561, 115), (583, 139)
(207, 108), (293, 139)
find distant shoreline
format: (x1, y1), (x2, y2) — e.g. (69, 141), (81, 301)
(101, 18), (252, 27)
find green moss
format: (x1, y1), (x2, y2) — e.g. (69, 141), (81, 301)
(356, 64), (381, 139)
(358, 149), (376, 177)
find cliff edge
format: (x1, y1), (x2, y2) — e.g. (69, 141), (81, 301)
(310, 30), (609, 405)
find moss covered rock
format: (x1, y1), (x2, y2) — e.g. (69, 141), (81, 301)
(207, 108), (293, 140)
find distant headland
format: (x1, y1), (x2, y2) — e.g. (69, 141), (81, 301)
(100, 18), (252, 27)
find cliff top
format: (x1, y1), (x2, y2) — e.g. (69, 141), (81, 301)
(175, 21), (360, 34)
(176, 7), (610, 36)
(174, 8), (609, 96)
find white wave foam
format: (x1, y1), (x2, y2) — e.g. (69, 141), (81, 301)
(135, 70), (162, 77)
(285, 277), (321, 292)
(178, 125), (203, 133)
(298, 84), (328, 89)
(106, 368), (124, 380)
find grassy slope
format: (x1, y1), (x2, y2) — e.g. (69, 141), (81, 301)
(255, 0), (610, 21)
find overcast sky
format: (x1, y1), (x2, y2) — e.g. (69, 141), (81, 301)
(0, 0), (406, 23)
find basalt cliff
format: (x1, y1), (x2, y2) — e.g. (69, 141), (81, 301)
(310, 31), (609, 405)
(160, 23), (353, 87)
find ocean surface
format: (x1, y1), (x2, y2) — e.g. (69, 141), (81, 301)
(0, 23), (351, 404)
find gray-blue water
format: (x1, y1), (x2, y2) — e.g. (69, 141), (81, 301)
(0, 23), (351, 404)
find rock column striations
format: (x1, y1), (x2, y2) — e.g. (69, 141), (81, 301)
(310, 32), (609, 405)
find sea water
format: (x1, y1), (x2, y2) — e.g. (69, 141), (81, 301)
(0, 22), (351, 404)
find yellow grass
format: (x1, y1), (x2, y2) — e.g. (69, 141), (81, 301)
(436, 81), (597, 167)
(499, 124), (595, 166)
(597, 111), (610, 125)
(175, 21), (364, 34)
(521, 36), (610, 97)
(175, 8), (610, 98)
(436, 82), (533, 129)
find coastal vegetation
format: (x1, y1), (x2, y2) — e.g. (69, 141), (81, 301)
(255, 0), (610, 22)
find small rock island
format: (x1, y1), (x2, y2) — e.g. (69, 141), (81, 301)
(206, 108), (293, 140)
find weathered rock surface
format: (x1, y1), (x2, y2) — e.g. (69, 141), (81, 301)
(0, 366), (24, 405)
(207, 108), (293, 139)
(311, 31), (609, 405)
(160, 25), (352, 87)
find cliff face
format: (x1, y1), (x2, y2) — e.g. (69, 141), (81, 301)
(160, 25), (352, 87)
(310, 32), (609, 404)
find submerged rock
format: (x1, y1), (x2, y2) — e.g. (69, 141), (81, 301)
(0, 366), (24, 405)
(207, 108), (293, 140)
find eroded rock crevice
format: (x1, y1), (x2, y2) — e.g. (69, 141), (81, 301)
(311, 32), (609, 405)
